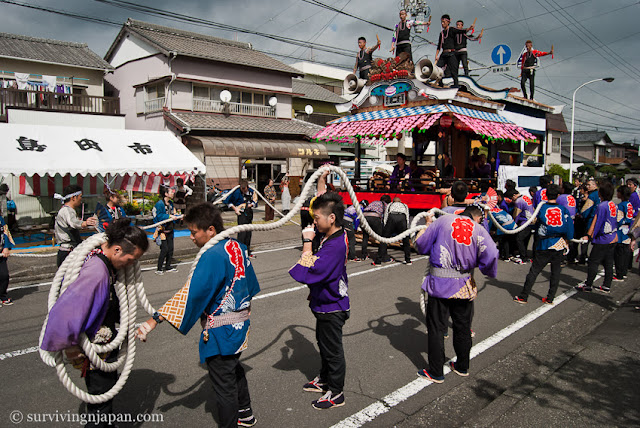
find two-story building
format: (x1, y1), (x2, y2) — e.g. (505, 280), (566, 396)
(560, 130), (625, 165)
(104, 19), (330, 191)
(0, 31), (204, 224)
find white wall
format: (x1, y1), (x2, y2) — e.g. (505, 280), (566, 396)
(109, 36), (159, 68)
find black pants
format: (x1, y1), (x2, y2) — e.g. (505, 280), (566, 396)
(426, 296), (473, 377)
(85, 351), (118, 428)
(521, 69), (535, 99)
(358, 69), (370, 80)
(0, 257), (9, 300)
(516, 225), (532, 259)
(519, 249), (564, 301)
(57, 248), (74, 267)
(497, 234), (515, 260)
(377, 213), (410, 263)
(206, 353), (252, 428)
(437, 52), (459, 87)
(455, 51), (469, 76)
(586, 243), (615, 288)
(361, 215), (383, 258)
(395, 42), (413, 63)
(237, 210), (253, 255)
(157, 231), (174, 271)
(344, 220), (357, 260)
(314, 310), (349, 394)
(614, 243), (631, 279)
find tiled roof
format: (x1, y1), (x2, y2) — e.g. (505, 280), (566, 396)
(292, 79), (347, 104)
(561, 130), (611, 144)
(0, 32), (113, 70)
(121, 19), (302, 76)
(167, 111), (322, 138)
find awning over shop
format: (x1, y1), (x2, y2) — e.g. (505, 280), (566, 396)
(0, 123), (205, 177)
(193, 136), (328, 159)
(312, 104), (536, 144)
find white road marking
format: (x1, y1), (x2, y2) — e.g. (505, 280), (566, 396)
(331, 273), (603, 428)
(0, 346), (39, 361)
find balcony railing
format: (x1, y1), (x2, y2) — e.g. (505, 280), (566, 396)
(193, 98), (275, 117)
(144, 97), (165, 114)
(0, 88), (120, 119)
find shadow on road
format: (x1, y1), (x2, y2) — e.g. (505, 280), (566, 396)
(469, 351), (640, 425)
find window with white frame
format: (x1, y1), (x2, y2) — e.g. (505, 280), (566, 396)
(552, 136), (560, 153)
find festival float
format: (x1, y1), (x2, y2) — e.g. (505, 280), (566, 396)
(311, 2), (557, 209)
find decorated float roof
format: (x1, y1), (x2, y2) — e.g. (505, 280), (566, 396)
(313, 104), (536, 144)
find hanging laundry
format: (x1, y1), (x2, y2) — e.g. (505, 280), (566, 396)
(14, 72), (29, 90)
(42, 75), (57, 92)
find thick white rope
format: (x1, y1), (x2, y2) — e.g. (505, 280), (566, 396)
(38, 233), (144, 404)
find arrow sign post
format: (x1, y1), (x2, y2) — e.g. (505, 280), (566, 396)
(491, 44), (512, 65)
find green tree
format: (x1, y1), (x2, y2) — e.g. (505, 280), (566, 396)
(577, 164), (596, 178)
(547, 163), (569, 183)
(598, 165), (618, 179)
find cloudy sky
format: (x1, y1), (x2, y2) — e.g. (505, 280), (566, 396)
(1, 0), (639, 143)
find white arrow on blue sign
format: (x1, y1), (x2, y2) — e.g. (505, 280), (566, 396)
(491, 44), (511, 65)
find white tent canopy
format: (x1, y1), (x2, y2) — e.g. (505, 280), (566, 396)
(0, 123), (205, 177)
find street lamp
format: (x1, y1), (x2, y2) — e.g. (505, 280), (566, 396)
(569, 77), (615, 182)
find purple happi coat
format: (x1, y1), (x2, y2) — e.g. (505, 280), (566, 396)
(416, 214), (498, 299)
(289, 229), (350, 313)
(41, 256), (114, 351)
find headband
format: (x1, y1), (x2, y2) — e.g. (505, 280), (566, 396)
(53, 190), (82, 203)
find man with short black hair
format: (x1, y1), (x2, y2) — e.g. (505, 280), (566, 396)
(436, 14), (474, 88)
(518, 40), (553, 100)
(389, 153), (411, 190)
(576, 181), (618, 294)
(138, 203), (260, 428)
(442, 181), (468, 214)
(290, 192), (350, 409)
(354, 35), (380, 79)
(454, 19), (480, 76)
(224, 180), (258, 258)
(414, 203), (498, 383)
(578, 178), (600, 264)
(514, 184), (573, 305)
(390, 9), (430, 63)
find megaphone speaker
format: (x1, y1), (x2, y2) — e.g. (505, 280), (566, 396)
(343, 73), (366, 94)
(414, 58), (444, 82)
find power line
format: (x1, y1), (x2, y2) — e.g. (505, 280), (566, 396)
(536, 0), (640, 83)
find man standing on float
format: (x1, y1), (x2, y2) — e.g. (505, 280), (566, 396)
(390, 9), (430, 63)
(436, 15), (474, 88)
(354, 35), (381, 80)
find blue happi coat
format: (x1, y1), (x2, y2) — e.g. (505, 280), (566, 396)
(158, 238), (260, 362)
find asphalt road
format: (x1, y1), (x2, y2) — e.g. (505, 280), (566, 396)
(1, 231), (637, 428)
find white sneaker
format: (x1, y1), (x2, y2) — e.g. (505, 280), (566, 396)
(154, 270), (164, 275)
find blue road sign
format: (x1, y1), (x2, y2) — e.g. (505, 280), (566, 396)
(491, 44), (511, 65)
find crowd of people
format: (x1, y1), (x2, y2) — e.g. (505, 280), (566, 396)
(2, 166), (638, 427)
